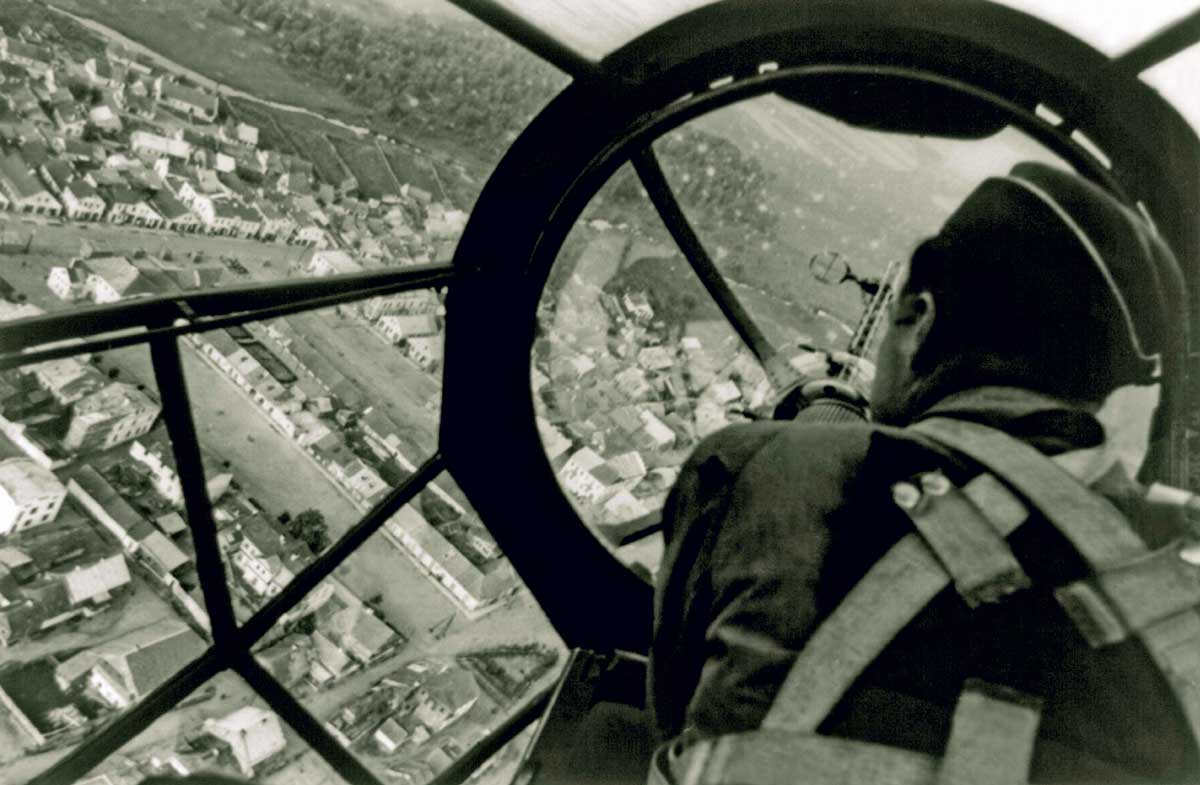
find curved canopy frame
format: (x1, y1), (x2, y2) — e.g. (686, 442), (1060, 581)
(443, 0), (1199, 656)
(0, 2), (1195, 785)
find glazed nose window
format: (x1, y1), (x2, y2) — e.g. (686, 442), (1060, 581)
(534, 94), (1074, 581)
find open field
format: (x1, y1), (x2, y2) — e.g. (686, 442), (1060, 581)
(225, 97), (304, 157)
(284, 130), (353, 186)
(331, 138), (404, 198)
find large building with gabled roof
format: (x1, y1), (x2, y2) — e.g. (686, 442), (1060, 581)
(54, 619), (203, 709)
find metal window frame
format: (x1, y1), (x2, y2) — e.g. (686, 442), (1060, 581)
(14, 265), (454, 785)
(441, 0), (1199, 658)
(2, 1), (1198, 783)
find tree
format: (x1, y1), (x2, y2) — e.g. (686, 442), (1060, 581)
(291, 508), (329, 555)
(283, 613), (316, 636)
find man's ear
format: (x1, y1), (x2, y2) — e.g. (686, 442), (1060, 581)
(893, 290), (936, 358)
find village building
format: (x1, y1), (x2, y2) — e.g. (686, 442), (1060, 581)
(52, 103), (86, 137)
(0, 152), (60, 214)
(37, 158), (74, 194)
(362, 290), (440, 319)
(61, 553), (132, 607)
(386, 507), (519, 612)
(130, 130), (191, 161)
(0, 38), (53, 76)
(63, 381), (161, 452)
(81, 255), (142, 303)
(30, 357), (106, 404)
(0, 457), (67, 536)
(306, 249), (362, 277)
(149, 189), (200, 232)
(412, 667), (480, 732)
(327, 602), (399, 665)
(202, 199), (246, 236)
(45, 263), (84, 301)
(104, 186), (162, 227)
(329, 456), (389, 502)
(376, 314), (439, 344)
(60, 178), (106, 221)
(254, 202), (295, 241)
(83, 57), (122, 90)
(292, 222), (328, 247)
(153, 77), (218, 122)
(202, 707), (286, 778)
(233, 516), (309, 597)
(54, 620), (202, 709)
(405, 334), (445, 372)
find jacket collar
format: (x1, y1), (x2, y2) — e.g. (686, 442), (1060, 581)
(915, 386), (1104, 455)
(914, 383), (1160, 482)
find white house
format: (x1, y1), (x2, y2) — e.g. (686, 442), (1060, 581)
(104, 187), (162, 227)
(83, 57), (122, 90)
(60, 179), (106, 221)
(153, 77), (218, 122)
(130, 130), (191, 161)
(233, 517), (308, 597)
(0, 153), (61, 215)
(202, 707), (286, 777)
(557, 447), (609, 505)
(376, 314), (438, 344)
(292, 223), (328, 247)
(63, 381), (161, 453)
(0, 457), (67, 536)
(405, 334), (444, 372)
(81, 255), (141, 303)
(306, 250), (361, 277)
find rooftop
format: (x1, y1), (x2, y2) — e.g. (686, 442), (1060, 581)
(55, 619), (202, 698)
(159, 80), (218, 113)
(74, 381), (160, 418)
(0, 152), (48, 199)
(81, 255), (140, 294)
(61, 553), (131, 605)
(203, 705), (286, 774)
(0, 456), (65, 504)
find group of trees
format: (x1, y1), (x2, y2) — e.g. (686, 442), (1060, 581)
(221, 0), (566, 166)
(598, 127), (780, 276)
(283, 508), (330, 555)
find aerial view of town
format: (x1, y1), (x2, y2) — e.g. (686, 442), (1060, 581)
(1, 0), (1194, 784)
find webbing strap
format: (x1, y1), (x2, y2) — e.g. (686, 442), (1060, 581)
(912, 417), (1145, 570)
(911, 417), (1200, 752)
(1141, 609), (1200, 743)
(961, 473), (1029, 536)
(672, 730), (939, 785)
(937, 683), (1042, 785)
(900, 472), (1030, 607)
(762, 534), (950, 733)
(1056, 540), (1200, 646)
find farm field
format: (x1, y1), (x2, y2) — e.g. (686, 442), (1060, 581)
(331, 137), (404, 198)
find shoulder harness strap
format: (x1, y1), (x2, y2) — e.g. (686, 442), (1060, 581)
(911, 417), (1200, 750)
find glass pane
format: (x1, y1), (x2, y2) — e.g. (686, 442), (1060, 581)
(249, 471), (564, 782)
(656, 94), (1070, 379)
(1142, 43), (1200, 142)
(182, 299), (444, 620)
(536, 166), (769, 572)
(1, 0), (567, 323)
(0, 345), (211, 781)
(69, 671), (348, 785)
